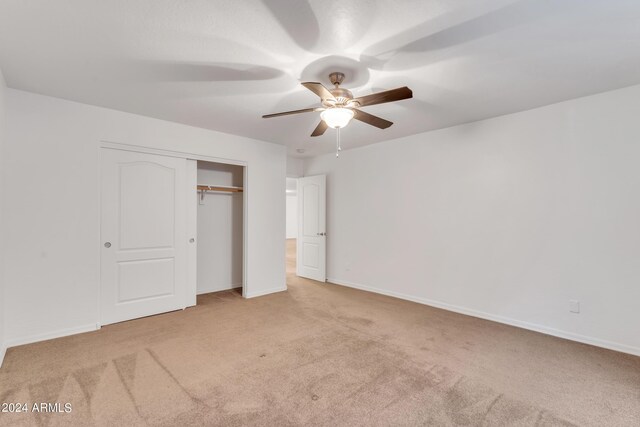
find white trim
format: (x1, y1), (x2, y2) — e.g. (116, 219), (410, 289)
(197, 284), (242, 295)
(327, 277), (640, 357)
(96, 142), (103, 336)
(100, 141), (248, 166)
(0, 345), (6, 368)
(5, 323), (100, 349)
(244, 286), (287, 299)
(242, 164), (249, 298)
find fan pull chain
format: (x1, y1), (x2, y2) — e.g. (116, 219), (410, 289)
(336, 127), (340, 157)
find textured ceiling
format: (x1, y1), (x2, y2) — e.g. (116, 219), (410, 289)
(1, 0), (640, 157)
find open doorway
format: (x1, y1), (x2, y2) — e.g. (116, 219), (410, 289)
(286, 177), (298, 274)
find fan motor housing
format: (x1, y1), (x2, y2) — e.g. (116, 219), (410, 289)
(329, 87), (353, 102)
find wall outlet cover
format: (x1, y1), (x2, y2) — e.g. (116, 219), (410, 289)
(569, 299), (580, 314)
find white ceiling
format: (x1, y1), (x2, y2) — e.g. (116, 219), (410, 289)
(1, 0), (640, 157)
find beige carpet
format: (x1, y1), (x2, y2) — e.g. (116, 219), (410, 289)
(1, 240), (639, 426)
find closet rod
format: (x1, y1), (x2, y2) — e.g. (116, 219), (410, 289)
(196, 185), (243, 193)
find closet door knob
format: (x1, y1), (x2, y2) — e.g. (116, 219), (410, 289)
(104, 242), (111, 248)
(189, 238), (195, 243)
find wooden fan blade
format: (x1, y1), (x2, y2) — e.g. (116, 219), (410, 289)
(354, 110), (393, 129)
(353, 86), (412, 107)
(262, 107), (321, 118)
(311, 120), (328, 137)
(302, 82), (336, 101)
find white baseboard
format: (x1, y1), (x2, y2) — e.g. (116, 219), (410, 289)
(244, 285), (287, 299)
(197, 283), (242, 295)
(0, 345), (6, 368)
(5, 323), (100, 349)
(327, 277), (640, 358)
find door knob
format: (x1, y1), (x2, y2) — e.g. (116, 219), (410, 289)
(104, 242), (111, 248)
(189, 238), (195, 243)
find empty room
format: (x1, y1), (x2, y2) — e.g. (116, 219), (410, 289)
(0, 1), (639, 426)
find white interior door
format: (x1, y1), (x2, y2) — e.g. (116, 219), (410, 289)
(101, 148), (189, 325)
(297, 175), (326, 282)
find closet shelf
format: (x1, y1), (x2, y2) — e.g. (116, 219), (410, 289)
(197, 185), (244, 193)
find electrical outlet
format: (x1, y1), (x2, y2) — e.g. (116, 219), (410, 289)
(569, 300), (580, 314)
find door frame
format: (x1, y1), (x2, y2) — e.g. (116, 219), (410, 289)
(98, 141), (249, 326)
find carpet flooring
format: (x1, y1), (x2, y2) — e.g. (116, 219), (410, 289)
(0, 240), (638, 426)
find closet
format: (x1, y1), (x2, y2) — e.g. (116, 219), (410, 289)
(195, 161), (244, 296)
(100, 146), (245, 326)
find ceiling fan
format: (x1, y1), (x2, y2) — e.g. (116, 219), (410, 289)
(262, 72), (413, 139)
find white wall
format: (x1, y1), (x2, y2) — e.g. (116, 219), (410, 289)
(285, 177), (298, 239)
(305, 83), (640, 356)
(286, 156), (303, 178)
(0, 67), (7, 365)
(197, 162), (243, 293)
(286, 196), (298, 239)
(3, 89), (286, 347)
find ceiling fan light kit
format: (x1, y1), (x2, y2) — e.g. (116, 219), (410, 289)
(320, 107), (354, 129)
(263, 72), (413, 157)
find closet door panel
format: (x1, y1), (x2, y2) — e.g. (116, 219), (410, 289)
(101, 148), (189, 325)
(118, 162), (175, 250)
(117, 258), (175, 302)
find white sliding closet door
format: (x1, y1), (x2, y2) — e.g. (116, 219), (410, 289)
(100, 148), (189, 325)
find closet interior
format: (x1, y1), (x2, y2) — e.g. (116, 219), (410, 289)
(196, 161), (244, 296)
